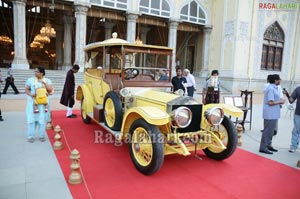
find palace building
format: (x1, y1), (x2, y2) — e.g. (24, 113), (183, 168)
(0, 0), (299, 93)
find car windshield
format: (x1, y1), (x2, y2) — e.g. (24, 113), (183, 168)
(123, 52), (170, 81)
(84, 44), (173, 85)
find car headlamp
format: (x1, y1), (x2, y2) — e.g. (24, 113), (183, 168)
(172, 107), (192, 128)
(120, 88), (131, 97)
(204, 107), (224, 125)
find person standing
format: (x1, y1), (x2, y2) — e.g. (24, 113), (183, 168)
(202, 70), (220, 104)
(0, 69), (4, 121)
(60, 64), (80, 118)
(158, 69), (169, 81)
(0, 69), (3, 98)
(259, 74), (285, 154)
(172, 67), (187, 93)
(183, 68), (196, 97)
(261, 74), (284, 135)
(25, 67), (53, 142)
(2, 66), (19, 94)
(283, 86), (300, 153)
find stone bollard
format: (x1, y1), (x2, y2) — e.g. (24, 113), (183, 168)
(53, 125), (63, 150)
(46, 122), (53, 130)
(297, 160), (300, 168)
(68, 149), (82, 184)
(46, 112), (53, 130)
(236, 124), (243, 146)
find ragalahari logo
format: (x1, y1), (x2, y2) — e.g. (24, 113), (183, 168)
(259, 1), (298, 10)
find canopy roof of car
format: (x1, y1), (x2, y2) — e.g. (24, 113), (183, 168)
(84, 33), (173, 52)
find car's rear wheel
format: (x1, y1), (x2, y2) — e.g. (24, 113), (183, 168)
(128, 118), (164, 175)
(203, 116), (237, 160)
(81, 96), (91, 124)
(103, 91), (122, 131)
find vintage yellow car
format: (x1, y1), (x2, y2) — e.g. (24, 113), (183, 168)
(76, 33), (243, 175)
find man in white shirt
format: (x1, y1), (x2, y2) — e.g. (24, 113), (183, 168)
(183, 69), (196, 97)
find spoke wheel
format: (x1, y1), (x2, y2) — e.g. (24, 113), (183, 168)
(128, 119), (164, 175)
(132, 127), (153, 167)
(203, 116), (237, 160)
(103, 91), (122, 131)
(81, 96), (91, 124)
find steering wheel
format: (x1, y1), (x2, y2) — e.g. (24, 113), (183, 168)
(124, 68), (139, 80)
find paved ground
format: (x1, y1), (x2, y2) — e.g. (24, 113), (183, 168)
(0, 91), (299, 199)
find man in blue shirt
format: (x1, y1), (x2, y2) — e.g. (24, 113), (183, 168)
(284, 86), (300, 153)
(158, 69), (169, 81)
(259, 74), (285, 154)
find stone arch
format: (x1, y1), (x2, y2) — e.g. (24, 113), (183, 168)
(138, 0), (171, 18)
(261, 21), (285, 71)
(264, 21), (285, 42)
(179, 0), (208, 25)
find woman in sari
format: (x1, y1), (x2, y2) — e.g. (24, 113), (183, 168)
(25, 67), (53, 142)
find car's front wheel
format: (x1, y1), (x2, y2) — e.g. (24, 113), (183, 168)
(103, 91), (122, 131)
(203, 116), (237, 160)
(128, 118), (164, 175)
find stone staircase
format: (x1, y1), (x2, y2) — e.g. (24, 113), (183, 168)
(0, 68), (84, 94)
(0, 68), (230, 96)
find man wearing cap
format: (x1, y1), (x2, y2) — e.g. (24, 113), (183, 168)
(259, 74), (285, 154)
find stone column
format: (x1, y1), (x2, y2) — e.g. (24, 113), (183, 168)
(11, 0), (29, 69)
(55, 26), (63, 70)
(74, 4), (90, 72)
(201, 26), (212, 76)
(126, 12), (138, 43)
(168, 19), (179, 72)
(62, 15), (74, 71)
(104, 22), (115, 39)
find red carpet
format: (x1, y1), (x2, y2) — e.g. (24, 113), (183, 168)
(48, 110), (300, 199)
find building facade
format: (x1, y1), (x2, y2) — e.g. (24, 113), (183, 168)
(0, 0), (299, 93)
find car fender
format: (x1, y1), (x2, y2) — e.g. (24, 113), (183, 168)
(76, 85), (95, 113)
(121, 106), (170, 134)
(201, 103), (243, 127)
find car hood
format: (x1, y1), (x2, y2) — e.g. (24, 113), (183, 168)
(133, 89), (200, 105)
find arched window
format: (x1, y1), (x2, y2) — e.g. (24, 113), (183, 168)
(180, 0), (206, 25)
(139, 0), (170, 18)
(261, 22), (284, 71)
(90, 0), (128, 10)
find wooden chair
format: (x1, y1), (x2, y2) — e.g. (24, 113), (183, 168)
(223, 91), (253, 130)
(239, 90), (254, 130)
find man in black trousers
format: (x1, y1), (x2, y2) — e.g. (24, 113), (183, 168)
(2, 66), (19, 94)
(0, 69), (3, 121)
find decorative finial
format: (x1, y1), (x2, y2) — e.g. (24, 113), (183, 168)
(53, 125), (63, 150)
(68, 149), (82, 184)
(112, 32), (118, 38)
